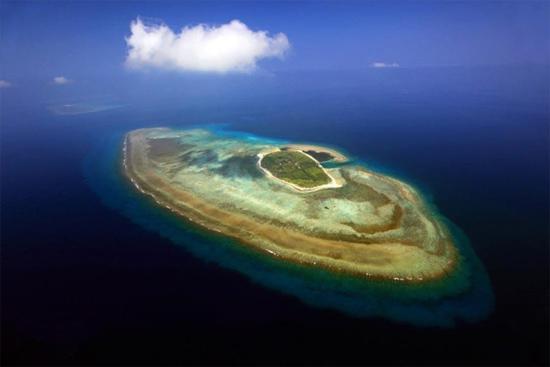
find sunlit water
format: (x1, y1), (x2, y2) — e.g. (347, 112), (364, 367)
(2, 67), (548, 364)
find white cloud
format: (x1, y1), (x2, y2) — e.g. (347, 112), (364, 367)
(53, 76), (71, 85)
(0, 80), (11, 88)
(125, 18), (290, 73)
(370, 62), (400, 68)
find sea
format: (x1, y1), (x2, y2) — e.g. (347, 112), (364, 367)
(2, 66), (548, 365)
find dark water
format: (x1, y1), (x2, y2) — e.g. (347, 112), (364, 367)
(2, 67), (549, 365)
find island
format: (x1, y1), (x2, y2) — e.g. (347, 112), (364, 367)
(260, 150), (332, 188)
(123, 127), (459, 283)
(257, 148), (343, 192)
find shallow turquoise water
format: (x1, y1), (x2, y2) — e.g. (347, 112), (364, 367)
(84, 125), (493, 327)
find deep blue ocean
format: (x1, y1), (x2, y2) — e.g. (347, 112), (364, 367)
(2, 66), (549, 365)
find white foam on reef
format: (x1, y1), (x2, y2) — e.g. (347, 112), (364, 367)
(48, 102), (124, 115)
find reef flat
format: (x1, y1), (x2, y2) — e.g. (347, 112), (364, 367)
(124, 127), (460, 283)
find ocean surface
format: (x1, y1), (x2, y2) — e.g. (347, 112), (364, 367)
(2, 66), (549, 365)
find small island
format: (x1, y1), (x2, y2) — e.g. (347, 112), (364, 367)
(260, 150), (331, 188)
(257, 148), (343, 192)
(123, 127), (460, 283)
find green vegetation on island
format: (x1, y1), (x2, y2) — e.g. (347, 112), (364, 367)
(303, 150), (334, 162)
(261, 150), (331, 188)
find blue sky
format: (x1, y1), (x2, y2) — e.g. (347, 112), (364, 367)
(1, 0), (549, 81)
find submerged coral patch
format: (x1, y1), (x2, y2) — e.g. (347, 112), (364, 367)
(125, 128), (465, 284)
(84, 126), (492, 327)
